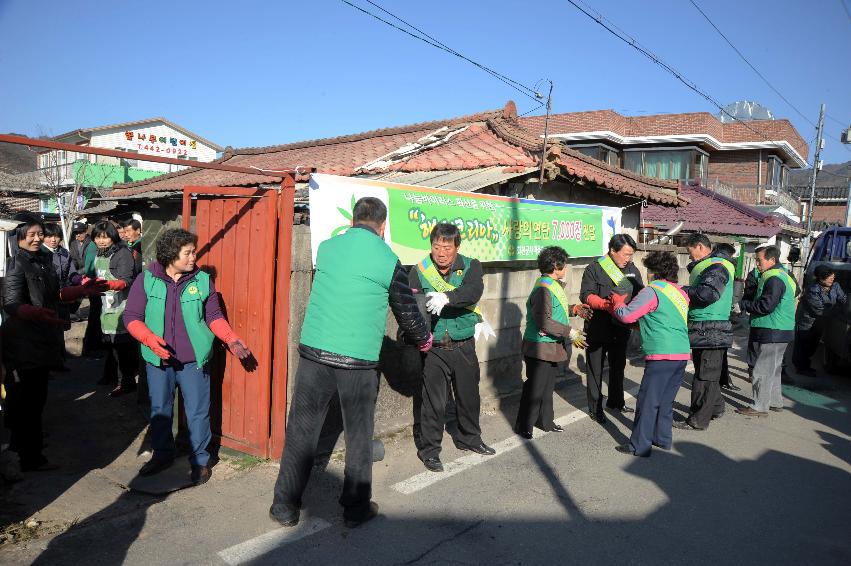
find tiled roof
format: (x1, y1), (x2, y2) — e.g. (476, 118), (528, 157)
(558, 146), (683, 205)
(520, 110), (808, 164)
(642, 184), (783, 237)
(110, 101), (683, 205)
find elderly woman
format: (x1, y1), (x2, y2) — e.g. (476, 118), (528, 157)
(793, 265), (847, 376)
(123, 229), (250, 486)
(608, 251), (690, 457)
(515, 246), (588, 439)
(2, 219), (101, 471)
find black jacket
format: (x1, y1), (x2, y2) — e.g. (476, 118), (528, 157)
(741, 274), (796, 343)
(68, 235), (91, 273)
(796, 282), (847, 331)
(685, 250), (734, 349)
(97, 243), (139, 286)
(579, 259), (644, 343)
(2, 249), (63, 370)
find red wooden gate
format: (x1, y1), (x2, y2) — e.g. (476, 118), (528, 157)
(182, 180), (293, 458)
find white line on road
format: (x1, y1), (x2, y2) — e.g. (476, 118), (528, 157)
(392, 388), (639, 495)
(217, 516), (332, 565)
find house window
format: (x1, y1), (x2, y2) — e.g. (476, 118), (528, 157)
(624, 148), (707, 182)
(768, 156), (788, 188)
(572, 144), (620, 167)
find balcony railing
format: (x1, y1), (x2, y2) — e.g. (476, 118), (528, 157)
(700, 179), (801, 217)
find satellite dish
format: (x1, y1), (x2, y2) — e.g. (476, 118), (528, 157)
(719, 100), (774, 123)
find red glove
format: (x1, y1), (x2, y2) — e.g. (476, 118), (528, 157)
(418, 333), (434, 353)
(103, 280), (127, 291)
(127, 320), (171, 360)
(16, 304), (65, 326)
(209, 319), (251, 360)
(584, 294), (612, 311)
(608, 293), (628, 313)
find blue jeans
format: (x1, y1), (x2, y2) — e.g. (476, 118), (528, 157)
(146, 362), (211, 467)
(630, 360), (686, 457)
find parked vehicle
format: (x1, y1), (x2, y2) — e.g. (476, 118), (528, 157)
(803, 227), (851, 374)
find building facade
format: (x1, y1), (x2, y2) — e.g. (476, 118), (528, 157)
(520, 109), (809, 219)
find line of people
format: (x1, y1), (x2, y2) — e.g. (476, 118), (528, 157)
(269, 200), (806, 528)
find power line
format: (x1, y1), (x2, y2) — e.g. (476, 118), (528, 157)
(688, 0), (851, 159)
(688, 0), (817, 129)
(338, 0), (541, 103)
(564, 0), (801, 159)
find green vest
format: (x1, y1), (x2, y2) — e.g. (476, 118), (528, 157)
(640, 281), (691, 356)
(750, 268), (796, 331)
(300, 227), (399, 362)
(417, 254), (480, 341)
(95, 254), (129, 336)
(141, 270), (215, 367)
(688, 256), (735, 322)
(524, 276), (569, 343)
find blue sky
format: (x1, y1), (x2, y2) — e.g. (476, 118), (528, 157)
(1, 0), (849, 165)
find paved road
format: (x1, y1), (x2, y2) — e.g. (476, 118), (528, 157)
(3, 341), (850, 566)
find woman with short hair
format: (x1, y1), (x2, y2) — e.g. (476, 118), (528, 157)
(793, 264), (847, 376)
(609, 251), (690, 457)
(515, 246), (588, 439)
(123, 228), (250, 486)
(2, 220), (102, 471)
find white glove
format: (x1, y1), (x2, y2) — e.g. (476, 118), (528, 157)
(474, 320), (496, 342)
(568, 328), (588, 349)
(425, 292), (450, 316)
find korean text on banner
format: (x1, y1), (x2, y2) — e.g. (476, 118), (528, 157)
(308, 174), (622, 265)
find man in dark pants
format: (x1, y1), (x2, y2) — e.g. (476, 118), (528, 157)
(580, 234), (644, 424)
(270, 198), (432, 528)
(674, 235), (735, 431)
(409, 223), (495, 473)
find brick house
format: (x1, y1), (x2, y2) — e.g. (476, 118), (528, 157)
(521, 109), (809, 219)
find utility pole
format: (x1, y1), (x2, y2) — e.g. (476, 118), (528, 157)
(537, 80), (554, 191)
(844, 181), (851, 227)
(804, 103), (826, 256)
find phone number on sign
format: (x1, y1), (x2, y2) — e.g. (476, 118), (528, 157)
(137, 144), (188, 155)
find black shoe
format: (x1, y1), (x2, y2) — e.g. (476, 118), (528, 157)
(344, 502), (379, 528)
(615, 444), (635, 455)
(672, 420), (705, 431)
(269, 506), (299, 527)
(712, 412), (725, 420)
(139, 457), (174, 477)
(420, 456), (444, 472)
(612, 406), (635, 414)
(796, 367), (817, 377)
(456, 442), (496, 456)
(721, 383), (741, 391)
(191, 465), (210, 485)
(517, 429), (533, 439)
(590, 413), (608, 425)
(769, 406), (783, 412)
(547, 424), (565, 433)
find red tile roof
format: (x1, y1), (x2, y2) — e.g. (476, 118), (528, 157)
(110, 101), (683, 205)
(642, 184), (783, 237)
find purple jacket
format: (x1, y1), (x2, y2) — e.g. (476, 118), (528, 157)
(123, 262), (224, 365)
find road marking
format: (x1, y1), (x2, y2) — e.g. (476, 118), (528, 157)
(392, 388), (639, 495)
(217, 516), (332, 565)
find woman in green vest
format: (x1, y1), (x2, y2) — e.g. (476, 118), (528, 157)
(609, 251), (690, 457)
(123, 229), (251, 486)
(515, 246), (588, 439)
(90, 221), (140, 397)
